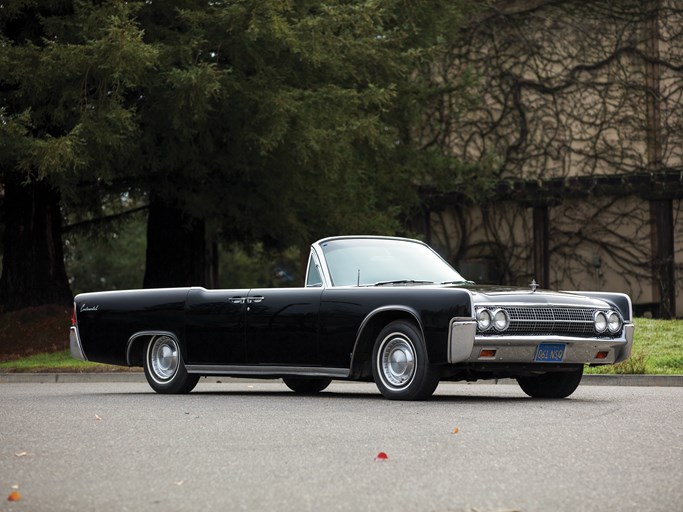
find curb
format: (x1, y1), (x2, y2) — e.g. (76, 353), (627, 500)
(1, 372), (681, 386)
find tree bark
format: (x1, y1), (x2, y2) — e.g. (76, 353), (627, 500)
(143, 193), (208, 288)
(0, 179), (72, 311)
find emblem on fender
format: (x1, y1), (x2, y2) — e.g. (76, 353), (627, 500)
(80, 304), (99, 312)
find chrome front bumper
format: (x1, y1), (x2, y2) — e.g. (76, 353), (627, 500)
(447, 318), (634, 365)
(70, 326), (88, 361)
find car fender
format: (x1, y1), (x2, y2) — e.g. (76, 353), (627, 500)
(349, 306), (424, 379)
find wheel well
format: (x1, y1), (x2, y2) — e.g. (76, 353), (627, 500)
(126, 331), (179, 367)
(126, 335), (150, 367)
(349, 310), (422, 380)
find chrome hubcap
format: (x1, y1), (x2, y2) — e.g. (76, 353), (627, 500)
(379, 334), (416, 389)
(150, 337), (179, 381)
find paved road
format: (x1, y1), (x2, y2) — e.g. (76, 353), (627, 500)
(1, 381), (681, 512)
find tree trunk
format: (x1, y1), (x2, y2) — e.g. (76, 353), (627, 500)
(143, 194), (208, 288)
(0, 179), (72, 311)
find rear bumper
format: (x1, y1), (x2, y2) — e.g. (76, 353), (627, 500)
(70, 326), (87, 361)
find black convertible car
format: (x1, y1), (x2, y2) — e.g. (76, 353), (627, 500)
(70, 236), (634, 400)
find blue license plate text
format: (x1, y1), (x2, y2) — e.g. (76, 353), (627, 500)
(535, 343), (566, 362)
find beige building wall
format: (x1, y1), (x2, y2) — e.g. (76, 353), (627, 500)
(431, 196), (682, 316)
(424, 0), (682, 317)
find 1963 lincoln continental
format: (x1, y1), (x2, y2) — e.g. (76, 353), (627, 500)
(70, 236), (634, 400)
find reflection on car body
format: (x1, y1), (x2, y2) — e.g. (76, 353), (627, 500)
(70, 236), (633, 400)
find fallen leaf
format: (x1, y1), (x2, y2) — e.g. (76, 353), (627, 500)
(375, 452), (388, 461)
(7, 491), (21, 502)
(15, 451), (28, 457)
(452, 427), (459, 434)
(174, 480), (185, 486)
(95, 415), (102, 421)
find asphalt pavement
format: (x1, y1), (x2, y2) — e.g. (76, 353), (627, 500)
(1, 371), (681, 386)
(1, 381), (682, 512)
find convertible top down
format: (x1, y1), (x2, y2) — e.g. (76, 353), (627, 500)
(70, 236), (633, 400)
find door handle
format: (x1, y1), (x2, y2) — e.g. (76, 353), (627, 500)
(247, 296), (265, 304)
(228, 297), (246, 304)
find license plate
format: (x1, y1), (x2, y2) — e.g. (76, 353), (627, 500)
(535, 343), (566, 362)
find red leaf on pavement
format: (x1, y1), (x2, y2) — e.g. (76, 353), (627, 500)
(7, 491), (21, 502)
(375, 452), (388, 461)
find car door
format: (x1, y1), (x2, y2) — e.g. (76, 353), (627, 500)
(245, 287), (322, 366)
(184, 288), (249, 365)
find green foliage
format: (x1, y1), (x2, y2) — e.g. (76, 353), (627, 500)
(2, 1), (484, 297)
(613, 348), (648, 375)
(585, 318), (683, 375)
(0, 0), (157, 190)
(219, 243), (303, 289)
(64, 206), (147, 294)
(131, 0), (481, 249)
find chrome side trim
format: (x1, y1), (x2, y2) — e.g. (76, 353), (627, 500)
(126, 330), (178, 366)
(69, 326), (87, 361)
(185, 365), (350, 379)
(447, 318), (477, 363)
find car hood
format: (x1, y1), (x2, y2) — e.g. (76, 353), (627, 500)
(452, 284), (612, 309)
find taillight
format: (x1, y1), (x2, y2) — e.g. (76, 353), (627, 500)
(71, 304), (77, 326)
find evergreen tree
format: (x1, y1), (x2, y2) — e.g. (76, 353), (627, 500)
(135, 0), (478, 286)
(1, 0), (478, 307)
(0, 1), (156, 310)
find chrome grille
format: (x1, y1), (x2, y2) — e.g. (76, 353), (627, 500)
(478, 306), (617, 337)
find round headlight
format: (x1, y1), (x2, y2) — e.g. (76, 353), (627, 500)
(607, 311), (622, 333)
(594, 311), (608, 333)
(476, 308), (492, 331)
(492, 309), (510, 331)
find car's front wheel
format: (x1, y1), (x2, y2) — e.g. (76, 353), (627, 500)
(144, 335), (199, 394)
(517, 366), (584, 398)
(372, 320), (439, 400)
(283, 378), (332, 394)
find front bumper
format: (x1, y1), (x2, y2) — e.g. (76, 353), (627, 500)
(448, 318), (634, 365)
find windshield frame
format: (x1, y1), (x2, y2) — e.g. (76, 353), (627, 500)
(309, 236), (466, 288)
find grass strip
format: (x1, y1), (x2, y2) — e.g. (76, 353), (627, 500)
(0, 350), (139, 373)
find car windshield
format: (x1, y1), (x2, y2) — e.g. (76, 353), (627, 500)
(321, 238), (467, 287)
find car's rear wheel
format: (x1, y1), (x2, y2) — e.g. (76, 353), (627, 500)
(283, 378), (332, 394)
(372, 320), (439, 400)
(517, 366), (584, 398)
(144, 335), (199, 394)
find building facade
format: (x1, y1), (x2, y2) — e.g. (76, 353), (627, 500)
(422, 0), (682, 317)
